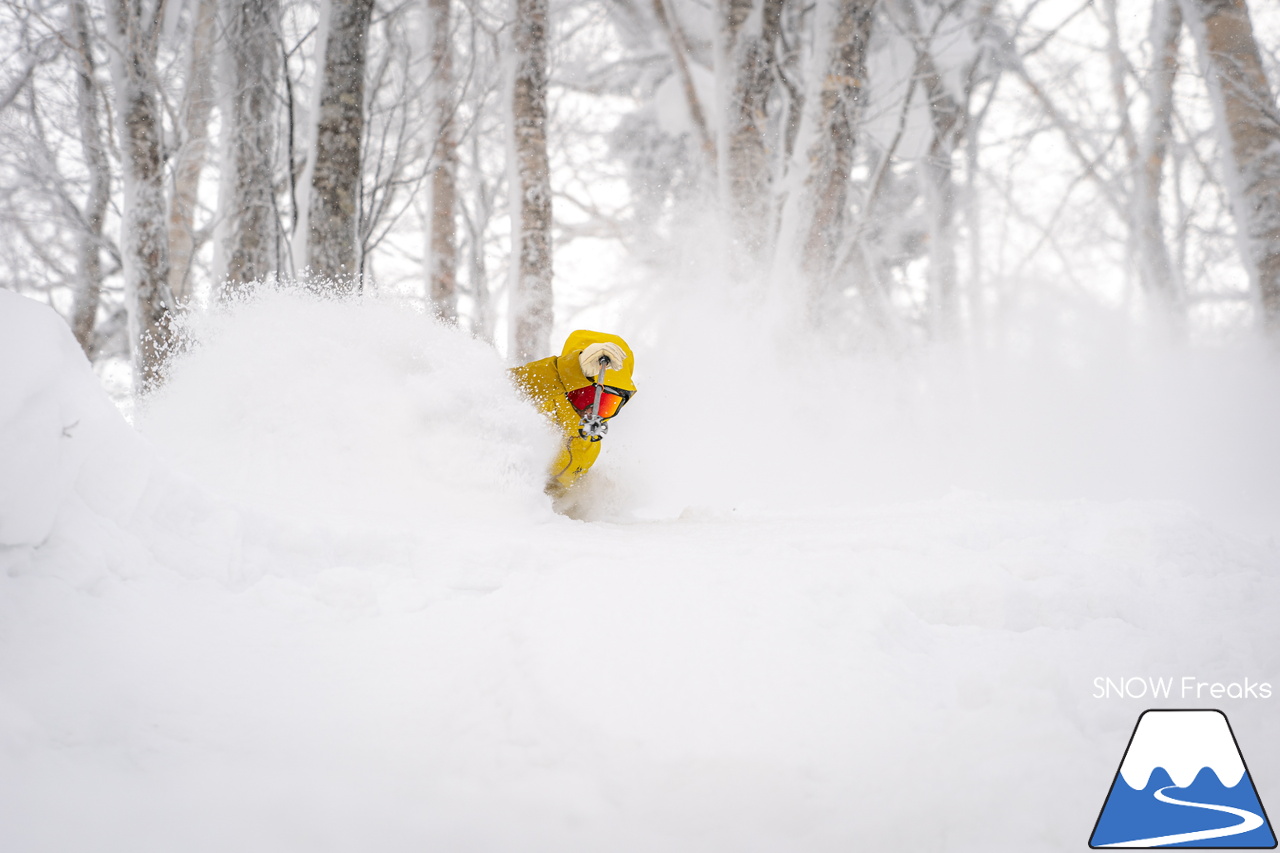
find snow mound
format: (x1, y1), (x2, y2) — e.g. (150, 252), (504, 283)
(140, 289), (559, 533)
(0, 291), (151, 549)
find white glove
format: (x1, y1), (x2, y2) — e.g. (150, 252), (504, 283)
(579, 342), (625, 380)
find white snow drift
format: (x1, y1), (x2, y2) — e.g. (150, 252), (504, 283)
(0, 289), (151, 550)
(2, 288), (1280, 852)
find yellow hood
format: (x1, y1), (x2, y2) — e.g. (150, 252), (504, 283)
(556, 330), (637, 393)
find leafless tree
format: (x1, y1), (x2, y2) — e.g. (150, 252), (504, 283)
(68, 0), (112, 355)
(789, 0), (876, 321)
(220, 0), (284, 295)
(651, 0), (716, 167)
(509, 0), (553, 361)
(103, 0), (174, 391)
(426, 0), (459, 321)
(307, 0), (375, 290)
(900, 0), (965, 338)
(716, 0), (783, 265)
(1134, 0), (1184, 327)
(168, 0), (217, 305)
(1181, 0), (1280, 332)
(1100, 0), (1183, 330)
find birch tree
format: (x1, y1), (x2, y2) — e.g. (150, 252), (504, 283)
(788, 0), (875, 319)
(463, 143), (497, 341)
(459, 18), (505, 345)
(69, 0), (111, 355)
(899, 0), (964, 337)
(104, 0), (174, 391)
(355, 7), (436, 285)
(509, 0), (553, 361)
(1100, 0), (1183, 328)
(1181, 0), (1280, 332)
(716, 0), (782, 263)
(652, 0), (716, 168)
(167, 0), (216, 304)
(307, 0), (375, 290)
(220, 0), (283, 294)
(426, 0), (458, 321)
(1133, 0), (1184, 325)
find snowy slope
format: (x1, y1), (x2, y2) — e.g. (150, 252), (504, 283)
(2, 289), (1280, 852)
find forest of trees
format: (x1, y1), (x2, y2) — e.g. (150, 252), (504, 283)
(0, 0), (1277, 392)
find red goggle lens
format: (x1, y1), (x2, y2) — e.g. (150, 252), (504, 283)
(567, 386), (628, 419)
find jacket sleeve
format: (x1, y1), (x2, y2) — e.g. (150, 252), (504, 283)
(510, 356), (562, 416)
(511, 356), (601, 492)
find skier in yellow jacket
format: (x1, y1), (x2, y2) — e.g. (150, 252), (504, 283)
(511, 330), (637, 493)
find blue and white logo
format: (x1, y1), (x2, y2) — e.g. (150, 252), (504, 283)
(1090, 709), (1276, 848)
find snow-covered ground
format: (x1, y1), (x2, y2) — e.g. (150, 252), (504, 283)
(3, 287), (1279, 852)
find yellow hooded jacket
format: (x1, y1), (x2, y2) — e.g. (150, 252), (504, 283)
(511, 330), (637, 492)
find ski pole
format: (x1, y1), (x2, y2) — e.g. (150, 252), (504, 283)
(580, 354), (612, 440)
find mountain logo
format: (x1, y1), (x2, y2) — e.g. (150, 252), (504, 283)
(1090, 709), (1276, 848)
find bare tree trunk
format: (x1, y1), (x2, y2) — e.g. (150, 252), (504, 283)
(963, 101), (984, 340)
(922, 138), (960, 338)
(427, 0), (458, 322)
(466, 131), (495, 343)
(1133, 0), (1184, 327)
(1103, 0), (1182, 328)
(793, 0), (874, 320)
(716, 0), (782, 264)
(508, 0), (553, 361)
(1181, 0), (1280, 332)
(1101, 0), (1139, 171)
(167, 0), (216, 304)
(652, 0), (716, 167)
(306, 0), (374, 291)
(465, 209), (489, 340)
(920, 74), (962, 338)
(896, 0), (963, 339)
(961, 0), (997, 345)
(105, 0), (174, 392)
(69, 0), (111, 357)
(775, 0), (805, 166)
(220, 0), (282, 295)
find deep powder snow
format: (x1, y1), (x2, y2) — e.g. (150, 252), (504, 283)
(2, 288), (1279, 852)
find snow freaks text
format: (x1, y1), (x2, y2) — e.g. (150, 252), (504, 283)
(1093, 677), (1273, 700)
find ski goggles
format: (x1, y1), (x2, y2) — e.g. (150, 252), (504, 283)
(566, 385), (632, 419)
